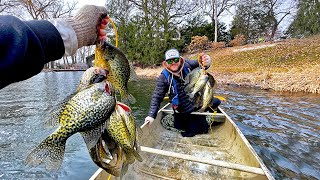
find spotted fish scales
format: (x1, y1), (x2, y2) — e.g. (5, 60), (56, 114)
(25, 81), (116, 170)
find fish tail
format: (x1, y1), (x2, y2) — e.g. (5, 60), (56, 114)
(120, 163), (129, 179)
(121, 92), (136, 104)
(25, 134), (66, 171)
(132, 150), (143, 162)
(129, 64), (139, 82)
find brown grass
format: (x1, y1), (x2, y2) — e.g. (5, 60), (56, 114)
(136, 36), (320, 93)
(187, 35), (320, 93)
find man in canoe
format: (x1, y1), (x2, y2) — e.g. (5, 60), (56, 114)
(144, 48), (221, 137)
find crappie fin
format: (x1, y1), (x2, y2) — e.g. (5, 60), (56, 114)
(132, 150), (143, 162)
(45, 93), (75, 128)
(25, 136), (66, 171)
(117, 102), (131, 112)
(129, 64), (139, 82)
(120, 163), (129, 179)
(80, 124), (104, 150)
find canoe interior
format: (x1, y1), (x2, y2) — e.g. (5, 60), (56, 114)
(94, 104), (271, 180)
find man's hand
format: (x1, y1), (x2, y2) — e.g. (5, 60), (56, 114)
(66, 5), (108, 48)
(201, 53), (212, 69)
(144, 116), (155, 125)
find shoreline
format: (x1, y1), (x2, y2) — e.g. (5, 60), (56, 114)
(134, 66), (320, 94)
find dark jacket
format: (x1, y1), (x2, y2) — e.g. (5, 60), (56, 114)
(0, 15), (65, 89)
(148, 60), (199, 119)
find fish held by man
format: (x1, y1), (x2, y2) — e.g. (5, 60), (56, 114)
(25, 81), (116, 170)
(99, 41), (136, 104)
(184, 67), (202, 91)
(199, 73), (216, 112)
(188, 73), (208, 99)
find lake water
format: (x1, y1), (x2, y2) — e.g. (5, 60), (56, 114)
(0, 72), (319, 179)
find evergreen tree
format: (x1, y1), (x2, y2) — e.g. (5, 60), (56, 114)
(287, 0), (320, 36)
(230, 0), (274, 43)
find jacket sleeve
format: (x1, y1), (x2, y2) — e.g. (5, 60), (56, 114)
(148, 74), (169, 119)
(0, 15), (65, 89)
(185, 59), (199, 70)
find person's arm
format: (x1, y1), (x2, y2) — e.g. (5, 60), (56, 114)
(0, 16), (65, 89)
(147, 74), (169, 119)
(185, 59), (200, 69)
(0, 5), (108, 89)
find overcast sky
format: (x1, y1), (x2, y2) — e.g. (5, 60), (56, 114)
(75, 0), (293, 31)
(77, 0), (106, 7)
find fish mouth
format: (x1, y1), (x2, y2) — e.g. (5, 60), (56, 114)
(91, 74), (106, 84)
(91, 68), (108, 84)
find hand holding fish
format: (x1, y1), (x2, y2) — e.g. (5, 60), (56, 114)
(98, 16), (109, 41)
(201, 53), (212, 69)
(66, 5), (109, 48)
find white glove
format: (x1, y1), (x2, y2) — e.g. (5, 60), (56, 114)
(144, 116), (155, 125)
(201, 54), (211, 69)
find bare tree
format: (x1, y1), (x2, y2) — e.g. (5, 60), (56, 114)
(46, 0), (77, 18)
(264, 0), (295, 39)
(0, 0), (17, 14)
(203, 0), (234, 42)
(129, 0), (198, 41)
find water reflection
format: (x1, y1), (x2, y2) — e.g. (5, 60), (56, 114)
(0, 72), (319, 179)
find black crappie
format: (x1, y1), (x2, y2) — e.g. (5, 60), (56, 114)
(199, 82), (214, 112)
(184, 67), (202, 91)
(25, 81), (116, 170)
(188, 73), (208, 99)
(89, 102), (142, 178)
(100, 41), (136, 104)
(106, 103), (142, 163)
(47, 67), (107, 127)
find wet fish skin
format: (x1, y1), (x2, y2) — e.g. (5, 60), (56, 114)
(77, 67), (107, 92)
(188, 74), (208, 99)
(200, 82), (214, 112)
(25, 81), (116, 170)
(185, 67), (202, 91)
(101, 41), (136, 104)
(106, 103), (142, 163)
(47, 67), (107, 127)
